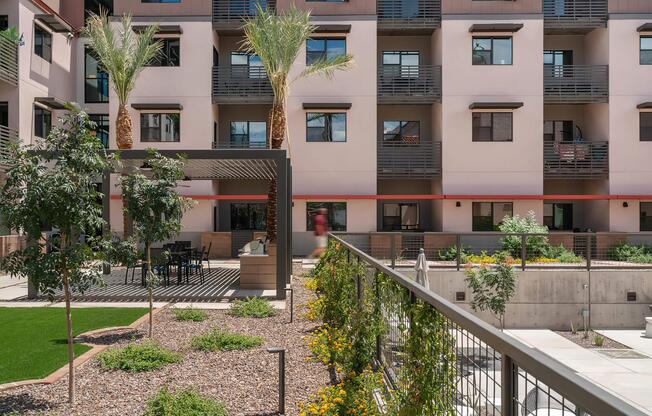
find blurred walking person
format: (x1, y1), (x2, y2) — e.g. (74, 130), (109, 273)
(310, 207), (328, 258)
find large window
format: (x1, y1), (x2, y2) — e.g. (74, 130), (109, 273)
(544, 203), (573, 231)
(472, 112), (513, 142)
(642, 203), (652, 231)
(383, 121), (420, 143)
(472, 202), (513, 231)
(231, 52), (264, 78)
(140, 113), (180, 142)
(34, 25), (52, 62)
(85, 47), (109, 103)
(382, 51), (419, 78)
(640, 113), (652, 141)
(34, 106), (52, 138)
(472, 37), (512, 65)
(231, 203), (266, 230)
(306, 112), (346, 142)
(306, 38), (346, 65)
(230, 121), (267, 148)
(307, 202), (347, 231)
(641, 37), (652, 65)
(89, 114), (109, 148)
(544, 120), (573, 142)
(147, 38), (180, 66)
(382, 203), (419, 231)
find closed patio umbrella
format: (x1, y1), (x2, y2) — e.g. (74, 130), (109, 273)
(414, 248), (430, 291)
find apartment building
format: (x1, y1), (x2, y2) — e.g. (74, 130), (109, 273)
(2, 0), (652, 254)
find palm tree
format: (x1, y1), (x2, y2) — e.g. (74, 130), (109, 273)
(83, 11), (161, 150)
(242, 6), (353, 241)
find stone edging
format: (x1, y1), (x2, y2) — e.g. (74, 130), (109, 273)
(0, 306), (167, 392)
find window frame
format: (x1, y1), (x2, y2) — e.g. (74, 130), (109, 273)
(0, 15), (8, 31)
(382, 120), (420, 143)
(34, 106), (52, 138)
(543, 202), (574, 231)
(472, 36), (513, 66)
(306, 112), (347, 143)
(306, 202), (347, 232)
(89, 114), (109, 148)
(640, 112), (652, 142)
(472, 112), (513, 142)
(230, 202), (267, 231)
(306, 37), (347, 65)
(230, 52), (265, 79)
(146, 38), (180, 67)
(641, 36), (652, 65)
(34, 24), (52, 63)
(139, 112), (181, 142)
(229, 121), (267, 148)
(472, 202), (513, 232)
(84, 46), (109, 103)
(382, 202), (420, 231)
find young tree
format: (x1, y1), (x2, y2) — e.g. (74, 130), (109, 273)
(0, 107), (111, 403)
(120, 150), (193, 337)
(241, 6), (353, 241)
(464, 252), (517, 330)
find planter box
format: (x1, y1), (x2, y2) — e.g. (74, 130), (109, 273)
(200, 232), (231, 259)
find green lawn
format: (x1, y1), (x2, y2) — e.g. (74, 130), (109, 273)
(0, 307), (148, 384)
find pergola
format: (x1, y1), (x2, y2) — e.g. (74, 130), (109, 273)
(103, 149), (292, 300)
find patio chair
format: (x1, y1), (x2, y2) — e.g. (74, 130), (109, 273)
(151, 248), (172, 286)
(186, 246), (207, 284)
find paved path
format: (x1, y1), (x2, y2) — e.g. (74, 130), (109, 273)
(507, 329), (652, 415)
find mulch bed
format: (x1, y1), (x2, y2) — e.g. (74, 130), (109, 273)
(0, 265), (327, 415)
(555, 330), (629, 350)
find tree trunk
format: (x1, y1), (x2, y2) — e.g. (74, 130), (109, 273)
(116, 104), (133, 150)
(61, 234), (75, 404)
(146, 243), (153, 338)
(265, 102), (286, 242)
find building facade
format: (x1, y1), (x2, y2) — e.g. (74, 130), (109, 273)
(2, 0), (652, 254)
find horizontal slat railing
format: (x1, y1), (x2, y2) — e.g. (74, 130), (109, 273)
(543, 0), (608, 30)
(378, 65), (441, 103)
(544, 140), (608, 179)
(330, 232), (649, 416)
(377, 0), (441, 29)
(0, 34), (18, 86)
(212, 66), (273, 103)
(212, 139), (270, 149)
(212, 0), (276, 25)
(544, 65), (608, 103)
(378, 139), (441, 179)
(0, 125), (19, 170)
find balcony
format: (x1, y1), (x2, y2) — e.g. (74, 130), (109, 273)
(543, 65), (608, 104)
(0, 125), (18, 171)
(377, 65), (442, 104)
(0, 35), (18, 86)
(212, 66), (273, 104)
(543, 0), (607, 33)
(212, 139), (269, 149)
(377, 139), (441, 179)
(212, 0), (275, 32)
(377, 0), (441, 33)
(544, 140), (608, 179)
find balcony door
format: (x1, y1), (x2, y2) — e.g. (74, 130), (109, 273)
(544, 50), (573, 78)
(230, 52), (265, 79)
(383, 51), (419, 79)
(544, 203), (573, 231)
(382, 203), (419, 231)
(0, 102), (7, 127)
(544, 120), (574, 142)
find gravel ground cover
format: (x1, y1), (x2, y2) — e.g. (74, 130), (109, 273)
(0, 265), (328, 415)
(555, 330), (629, 349)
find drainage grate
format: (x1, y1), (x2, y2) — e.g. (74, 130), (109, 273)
(597, 349), (650, 359)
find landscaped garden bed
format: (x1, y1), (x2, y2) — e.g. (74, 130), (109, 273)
(555, 330), (629, 350)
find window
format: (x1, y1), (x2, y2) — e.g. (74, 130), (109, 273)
(0, 15), (8, 30)
(231, 52), (264, 78)
(472, 202), (513, 231)
(140, 113), (180, 142)
(142, 0), (181, 2)
(544, 50), (573, 78)
(544, 203), (573, 231)
(382, 51), (419, 78)
(544, 120), (573, 142)
(231, 203), (266, 231)
(89, 114), (109, 148)
(472, 37), (512, 65)
(382, 203), (419, 231)
(85, 47), (109, 103)
(307, 202), (347, 231)
(230, 121), (267, 148)
(306, 113), (346, 142)
(641, 37), (652, 65)
(472, 113), (512, 142)
(34, 106), (52, 138)
(641, 203), (652, 231)
(0, 102), (8, 127)
(34, 25), (52, 62)
(383, 121), (420, 143)
(84, 0), (113, 20)
(640, 113), (652, 141)
(147, 38), (180, 66)
(306, 38), (346, 65)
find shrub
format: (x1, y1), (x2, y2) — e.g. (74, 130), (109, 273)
(97, 341), (182, 372)
(608, 242), (652, 263)
(172, 307), (208, 322)
(299, 369), (382, 416)
(229, 297), (278, 318)
(499, 211), (550, 258)
(437, 245), (469, 262)
(593, 334), (605, 347)
(191, 329), (263, 352)
(145, 387), (227, 416)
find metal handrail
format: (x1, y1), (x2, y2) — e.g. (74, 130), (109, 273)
(377, 65), (442, 103)
(0, 34), (19, 86)
(330, 233), (648, 416)
(377, 139), (442, 179)
(543, 140), (609, 179)
(212, 0), (276, 23)
(212, 140), (270, 149)
(543, 0), (608, 28)
(211, 66), (273, 103)
(544, 64), (609, 104)
(377, 0), (441, 28)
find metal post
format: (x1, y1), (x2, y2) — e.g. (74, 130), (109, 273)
(102, 170), (111, 275)
(374, 271), (381, 365)
(390, 234), (396, 269)
(586, 234), (592, 271)
(501, 355), (515, 416)
(521, 234), (527, 271)
(285, 287), (294, 323)
(276, 155), (288, 300)
(267, 347), (286, 415)
(456, 234), (462, 271)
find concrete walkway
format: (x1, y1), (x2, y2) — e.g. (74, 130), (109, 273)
(507, 329), (652, 415)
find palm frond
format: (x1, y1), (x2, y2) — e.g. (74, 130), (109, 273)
(297, 53), (354, 80)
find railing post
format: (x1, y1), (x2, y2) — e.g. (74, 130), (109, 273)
(390, 235), (396, 269)
(521, 234), (527, 271)
(586, 235), (592, 271)
(501, 355), (515, 416)
(456, 234), (462, 271)
(374, 270), (382, 365)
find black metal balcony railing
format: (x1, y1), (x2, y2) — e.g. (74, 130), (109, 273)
(544, 65), (609, 104)
(378, 139), (441, 179)
(0, 125), (19, 170)
(0, 34), (19, 86)
(377, 0), (441, 30)
(331, 233), (648, 416)
(378, 65), (442, 103)
(212, 0), (276, 28)
(212, 139), (269, 149)
(544, 140), (609, 179)
(212, 66), (273, 104)
(543, 0), (608, 31)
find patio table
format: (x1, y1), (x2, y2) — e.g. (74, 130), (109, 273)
(170, 247), (196, 285)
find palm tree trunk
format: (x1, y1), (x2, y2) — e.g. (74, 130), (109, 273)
(116, 104), (134, 237)
(61, 234), (75, 404)
(265, 102), (287, 242)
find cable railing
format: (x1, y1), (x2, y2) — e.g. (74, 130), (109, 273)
(329, 233), (649, 416)
(377, 139), (442, 179)
(377, 0), (441, 30)
(212, 139), (270, 149)
(211, 66), (273, 104)
(0, 34), (18, 86)
(543, 0), (608, 31)
(543, 140), (608, 179)
(212, 0), (276, 27)
(544, 65), (609, 104)
(378, 65), (442, 103)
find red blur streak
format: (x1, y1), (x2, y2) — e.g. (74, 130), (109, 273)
(110, 194), (652, 201)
